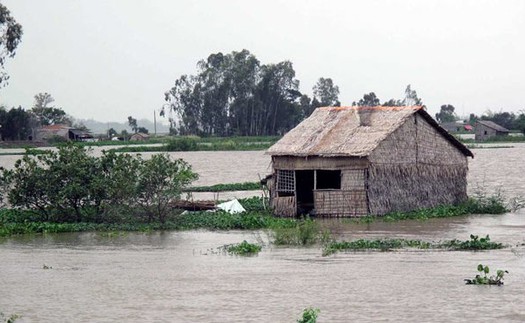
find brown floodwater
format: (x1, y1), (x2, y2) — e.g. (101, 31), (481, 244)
(1, 144), (525, 322)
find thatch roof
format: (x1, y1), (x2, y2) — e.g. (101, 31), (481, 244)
(267, 106), (473, 158)
(476, 120), (510, 132)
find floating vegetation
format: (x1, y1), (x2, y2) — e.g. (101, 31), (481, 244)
(464, 264), (508, 286)
(297, 307), (320, 323)
(322, 234), (505, 256)
(439, 234), (503, 251)
(224, 240), (262, 256)
(323, 239), (432, 256)
(0, 312), (20, 323)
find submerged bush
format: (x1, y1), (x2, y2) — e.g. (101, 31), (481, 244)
(225, 240), (262, 255)
(0, 144), (198, 223)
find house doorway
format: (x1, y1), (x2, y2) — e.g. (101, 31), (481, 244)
(295, 170), (314, 215)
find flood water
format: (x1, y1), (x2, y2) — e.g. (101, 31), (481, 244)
(1, 144), (525, 322)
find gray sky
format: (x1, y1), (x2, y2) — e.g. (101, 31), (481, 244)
(1, 0), (524, 123)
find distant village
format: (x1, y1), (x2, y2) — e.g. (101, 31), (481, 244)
(0, 92), (523, 147)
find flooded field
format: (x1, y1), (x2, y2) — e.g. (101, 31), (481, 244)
(1, 144), (525, 322)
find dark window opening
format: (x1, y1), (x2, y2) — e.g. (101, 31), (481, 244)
(316, 170), (341, 189)
(484, 130), (487, 135)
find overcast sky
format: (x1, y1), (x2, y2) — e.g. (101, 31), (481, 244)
(1, 0), (524, 123)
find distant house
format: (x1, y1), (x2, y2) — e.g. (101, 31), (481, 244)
(129, 133), (150, 141)
(266, 106), (473, 217)
(36, 124), (94, 142)
(475, 120), (510, 141)
(440, 122), (473, 134)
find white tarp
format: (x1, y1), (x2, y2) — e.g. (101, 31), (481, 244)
(217, 199), (246, 214)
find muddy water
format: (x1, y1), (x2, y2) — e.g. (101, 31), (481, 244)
(1, 145), (525, 322)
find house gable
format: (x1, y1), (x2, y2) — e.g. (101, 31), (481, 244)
(369, 112), (468, 165)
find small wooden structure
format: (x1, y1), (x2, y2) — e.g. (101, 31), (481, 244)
(266, 106), (474, 217)
(475, 120), (509, 141)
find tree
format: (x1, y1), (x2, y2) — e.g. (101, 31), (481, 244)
(515, 112), (525, 134)
(137, 127), (149, 134)
(0, 106), (32, 140)
(162, 49), (304, 136)
(312, 77), (340, 107)
(31, 92), (71, 126)
(356, 92), (380, 107)
(382, 98), (403, 107)
(467, 113), (479, 126)
(107, 127), (117, 138)
(481, 110), (516, 130)
(435, 104), (457, 123)
(0, 4), (23, 87)
(402, 84), (422, 106)
(127, 116), (138, 133)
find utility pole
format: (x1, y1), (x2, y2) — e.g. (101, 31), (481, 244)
(154, 110), (157, 136)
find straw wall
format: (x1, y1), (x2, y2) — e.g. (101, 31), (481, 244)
(368, 114), (469, 215)
(368, 164), (467, 215)
(314, 190), (368, 217)
(271, 196), (296, 217)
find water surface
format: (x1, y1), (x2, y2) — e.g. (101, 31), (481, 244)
(1, 145), (525, 322)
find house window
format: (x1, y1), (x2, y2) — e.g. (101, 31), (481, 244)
(277, 169), (295, 197)
(316, 170), (341, 189)
(484, 130), (487, 135)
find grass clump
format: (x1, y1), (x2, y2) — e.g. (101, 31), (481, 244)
(272, 218), (329, 246)
(297, 307), (320, 323)
(465, 264), (508, 286)
(225, 240), (262, 255)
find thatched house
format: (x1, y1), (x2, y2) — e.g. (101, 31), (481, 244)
(266, 106), (474, 217)
(475, 120), (509, 141)
(36, 124), (94, 142)
(130, 133), (150, 141)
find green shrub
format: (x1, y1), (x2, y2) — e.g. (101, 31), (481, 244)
(166, 138), (198, 151)
(0, 144), (198, 223)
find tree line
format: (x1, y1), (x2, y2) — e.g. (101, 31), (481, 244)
(161, 49), (340, 136)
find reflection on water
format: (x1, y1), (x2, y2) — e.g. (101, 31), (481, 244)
(1, 145), (525, 322)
